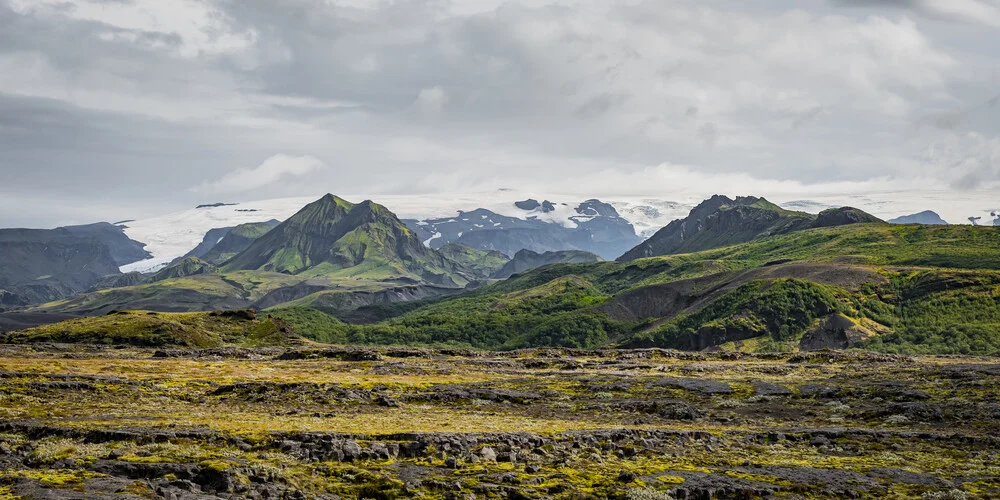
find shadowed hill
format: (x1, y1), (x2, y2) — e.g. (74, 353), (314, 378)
(0, 228), (122, 307)
(436, 243), (509, 279)
(492, 249), (603, 279)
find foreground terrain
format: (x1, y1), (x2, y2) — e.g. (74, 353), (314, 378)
(1, 346), (998, 499)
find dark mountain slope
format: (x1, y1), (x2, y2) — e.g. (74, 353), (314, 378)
(618, 196), (884, 261)
(62, 222), (151, 266)
(0, 228), (121, 307)
(492, 249), (603, 279)
(151, 257), (218, 282)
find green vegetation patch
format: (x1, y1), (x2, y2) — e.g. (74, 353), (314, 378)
(1, 310), (299, 348)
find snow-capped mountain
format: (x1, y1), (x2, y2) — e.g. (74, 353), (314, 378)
(118, 192), (693, 272)
(119, 197), (316, 273)
(401, 199), (645, 260)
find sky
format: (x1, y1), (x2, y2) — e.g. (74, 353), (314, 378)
(1, 0), (998, 227)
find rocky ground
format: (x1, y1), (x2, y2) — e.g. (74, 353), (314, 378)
(0, 345), (998, 499)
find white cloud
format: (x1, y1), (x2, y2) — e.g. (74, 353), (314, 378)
(191, 154), (326, 195)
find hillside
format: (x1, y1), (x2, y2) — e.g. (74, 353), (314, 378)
(436, 243), (509, 279)
(1, 309), (303, 347)
(618, 195), (883, 261)
(322, 223), (1000, 354)
(222, 194), (472, 287)
(492, 249), (603, 279)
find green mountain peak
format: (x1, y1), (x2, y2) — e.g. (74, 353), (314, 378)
(221, 195), (470, 286)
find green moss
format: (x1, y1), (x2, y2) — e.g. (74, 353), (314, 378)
(3, 310), (297, 348)
(0, 470), (106, 487)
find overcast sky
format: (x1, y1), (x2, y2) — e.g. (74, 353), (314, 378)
(1, 0), (998, 227)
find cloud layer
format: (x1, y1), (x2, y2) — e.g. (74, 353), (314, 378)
(192, 154), (326, 195)
(0, 0), (998, 227)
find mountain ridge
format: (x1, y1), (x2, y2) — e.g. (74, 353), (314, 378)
(617, 195), (884, 261)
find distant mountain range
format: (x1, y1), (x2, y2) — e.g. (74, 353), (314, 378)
(6, 193), (1000, 357)
(402, 199), (641, 260)
(0, 222), (149, 308)
(888, 211), (949, 225)
(0, 192), (983, 328)
(114, 194), (689, 273)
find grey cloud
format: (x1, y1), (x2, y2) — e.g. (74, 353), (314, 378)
(791, 107), (826, 130)
(830, 0), (1000, 27)
(1, 0), (999, 227)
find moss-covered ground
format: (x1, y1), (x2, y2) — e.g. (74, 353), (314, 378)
(1, 346), (998, 498)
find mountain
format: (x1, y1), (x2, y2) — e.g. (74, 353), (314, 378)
(403, 199), (642, 260)
(492, 249), (603, 279)
(114, 194), (690, 274)
(618, 195), (884, 262)
(0, 228), (122, 307)
(888, 210), (949, 225)
(222, 195), (471, 287)
(61, 222), (151, 266)
(199, 220), (280, 265)
(19, 196), (475, 317)
(436, 243), (509, 279)
(328, 222), (1000, 354)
